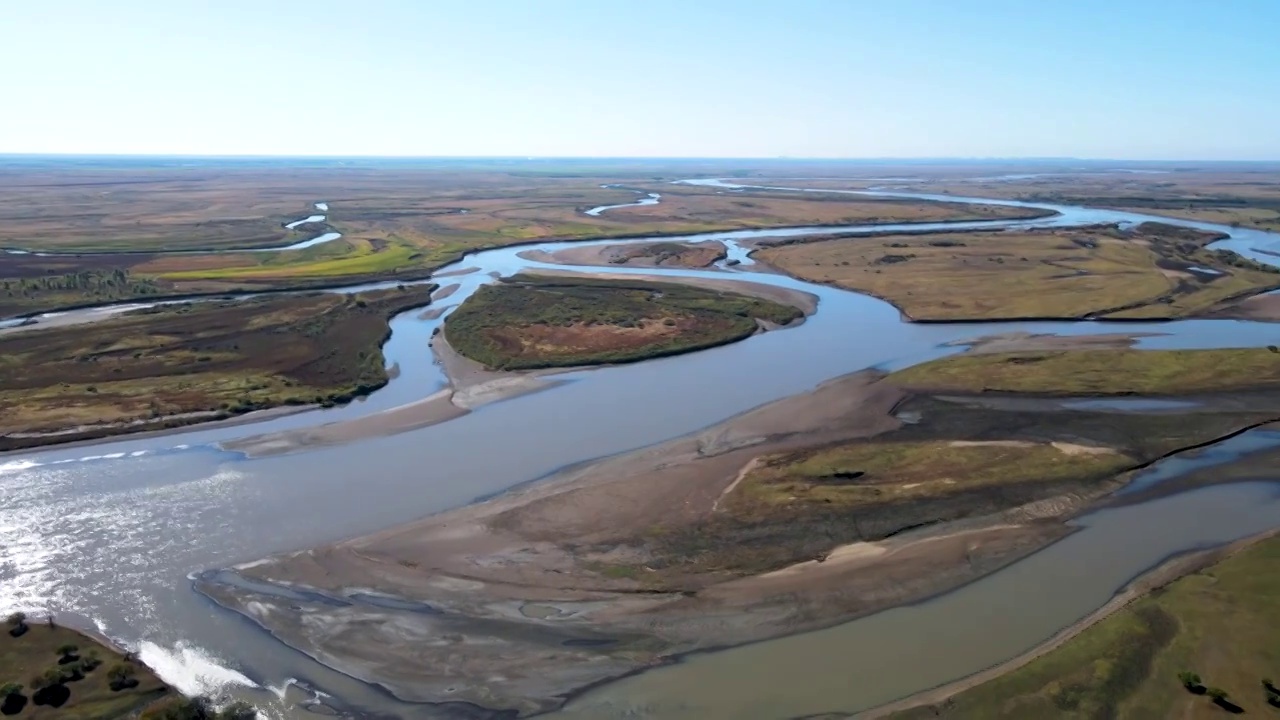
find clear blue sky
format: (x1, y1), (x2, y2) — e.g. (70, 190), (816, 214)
(3, 0), (1277, 159)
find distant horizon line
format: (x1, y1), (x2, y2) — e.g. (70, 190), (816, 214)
(1, 152), (1278, 164)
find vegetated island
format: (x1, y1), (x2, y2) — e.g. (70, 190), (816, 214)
(755, 222), (1280, 321)
(442, 273), (804, 370)
(0, 613), (253, 719)
(200, 338), (1280, 716)
(0, 285), (435, 451)
(877, 531), (1280, 719)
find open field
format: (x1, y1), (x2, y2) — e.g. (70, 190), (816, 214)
(443, 273), (803, 369)
(755, 222), (1280, 320)
(0, 619), (170, 719)
(0, 285), (434, 450)
(889, 347), (1280, 396)
(887, 533), (1280, 719)
(0, 162), (1048, 316)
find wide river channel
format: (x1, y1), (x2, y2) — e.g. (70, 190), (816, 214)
(2, 180), (1280, 719)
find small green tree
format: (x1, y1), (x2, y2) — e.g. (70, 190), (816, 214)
(56, 643), (79, 661)
(1178, 671), (1203, 690)
(29, 668), (63, 690)
(5, 612), (24, 627)
(106, 662), (138, 690)
(1207, 687), (1227, 700)
(78, 654), (102, 672)
(0, 683), (22, 698)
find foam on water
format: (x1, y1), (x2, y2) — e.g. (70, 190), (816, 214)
(0, 459), (41, 474)
(137, 640), (259, 697)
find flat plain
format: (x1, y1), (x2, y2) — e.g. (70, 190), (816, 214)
(0, 162), (1044, 317)
(756, 222), (1280, 320)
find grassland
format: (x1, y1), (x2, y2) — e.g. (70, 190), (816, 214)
(889, 347), (1280, 396)
(889, 534), (1280, 719)
(0, 620), (169, 719)
(641, 395), (1279, 578)
(0, 164), (1049, 316)
(444, 274), (802, 370)
(0, 285), (435, 450)
(725, 440), (1132, 520)
(132, 183), (1043, 285)
(755, 222), (1280, 321)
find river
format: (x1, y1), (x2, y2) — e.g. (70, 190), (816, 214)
(1, 180), (1279, 718)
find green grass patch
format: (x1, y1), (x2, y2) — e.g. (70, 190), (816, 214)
(156, 238), (424, 280)
(889, 347), (1280, 396)
(727, 440), (1133, 520)
(0, 620), (170, 719)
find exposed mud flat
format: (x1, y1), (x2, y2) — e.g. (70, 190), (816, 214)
(518, 240), (727, 269)
(1205, 290), (1280, 321)
(951, 330), (1157, 354)
(201, 366), (1209, 716)
(224, 334), (559, 457)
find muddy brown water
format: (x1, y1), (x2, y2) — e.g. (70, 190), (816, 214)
(2, 181), (1280, 718)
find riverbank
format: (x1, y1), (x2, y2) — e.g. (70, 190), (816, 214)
(0, 616), (172, 718)
(871, 528), (1280, 719)
(222, 271), (817, 457)
(199, 340), (1280, 715)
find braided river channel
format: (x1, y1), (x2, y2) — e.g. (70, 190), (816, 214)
(3, 180), (1280, 718)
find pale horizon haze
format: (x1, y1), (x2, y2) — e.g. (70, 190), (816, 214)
(2, 0), (1278, 160)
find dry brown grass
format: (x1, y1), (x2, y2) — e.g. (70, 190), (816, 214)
(756, 224), (1279, 320)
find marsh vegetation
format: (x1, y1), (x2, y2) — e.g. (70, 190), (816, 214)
(444, 274), (802, 370)
(0, 285), (435, 449)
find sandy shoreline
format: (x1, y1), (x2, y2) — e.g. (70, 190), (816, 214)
(224, 270), (816, 457)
